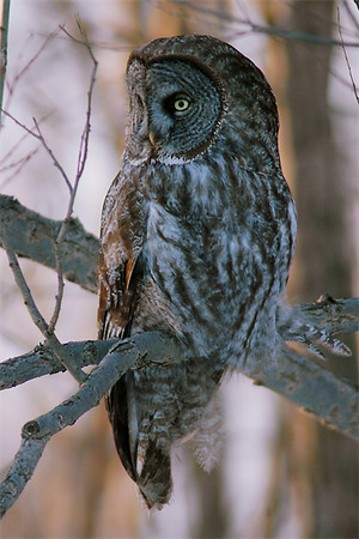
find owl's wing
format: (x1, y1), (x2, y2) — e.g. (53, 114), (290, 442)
(97, 181), (145, 484)
(97, 251), (142, 341)
(98, 246), (144, 483)
(98, 178), (174, 508)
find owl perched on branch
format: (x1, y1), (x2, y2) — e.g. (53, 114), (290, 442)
(97, 35), (297, 509)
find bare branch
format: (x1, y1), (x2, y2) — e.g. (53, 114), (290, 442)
(2, 237), (86, 383)
(0, 437), (50, 519)
(0, 333), (181, 518)
(2, 27), (61, 117)
(0, 339), (115, 388)
(0, 326), (357, 517)
(0, 198), (358, 517)
(0, 143), (42, 186)
(1, 110), (71, 193)
(1, 22), (97, 384)
(65, 18), (98, 182)
(0, 112), (54, 188)
(158, 1), (359, 47)
(31, 117), (72, 193)
(337, 6), (359, 105)
(2, 22), (98, 337)
(0, 0), (11, 125)
(46, 22), (98, 332)
(0, 194), (98, 293)
(1, 298), (357, 389)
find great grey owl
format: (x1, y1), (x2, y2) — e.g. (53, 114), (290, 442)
(97, 35), (297, 509)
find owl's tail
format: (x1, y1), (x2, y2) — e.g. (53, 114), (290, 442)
(137, 440), (173, 509)
(106, 373), (173, 509)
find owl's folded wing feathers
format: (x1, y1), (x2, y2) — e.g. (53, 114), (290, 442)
(97, 243), (144, 483)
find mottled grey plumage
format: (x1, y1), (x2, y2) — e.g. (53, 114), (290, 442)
(97, 35), (297, 508)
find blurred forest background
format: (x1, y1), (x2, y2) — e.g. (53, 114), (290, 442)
(0, 1), (358, 538)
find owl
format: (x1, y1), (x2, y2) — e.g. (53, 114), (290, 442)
(97, 35), (297, 509)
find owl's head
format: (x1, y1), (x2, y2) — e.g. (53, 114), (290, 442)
(125, 35), (279, 166)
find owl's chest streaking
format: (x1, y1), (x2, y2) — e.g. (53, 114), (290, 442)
(120, 154), (295, 363)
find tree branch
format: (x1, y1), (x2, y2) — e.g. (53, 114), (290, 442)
(1, 298), (358, 390)
(2, 22), (98, 341)
(162, 1), (359, 47)
(1, 197), (358, 518)
(2, 238), (86, 382)
(0, 332), (182, 518)
(0, 0), (11, 126)
(0, 327), (358, 517)
(2, 196), (354, 345)
(0, 194), (98, 293)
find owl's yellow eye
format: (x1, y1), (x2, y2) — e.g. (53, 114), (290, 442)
(173, 97), (190, 112)
(163, 94), (192, 116)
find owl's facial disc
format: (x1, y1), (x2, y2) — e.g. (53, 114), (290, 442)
(128, 58), (223, 161)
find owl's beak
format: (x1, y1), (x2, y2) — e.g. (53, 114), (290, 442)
(148, 130), (157, 147)
(148, 127), (166, 149)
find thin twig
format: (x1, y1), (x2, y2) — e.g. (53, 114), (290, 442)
(337, 5), (359, 105)
(157, 0), (359, 47)
(0, 0), (11, 126)
(2, 237), (86, 383)
(32, 118), (72, 193)
(0, 111), (53, 166)
(47, 21), (98, 333)
(1, 111), (84, 382)
(2, 21), (98, 338)
(1, 109), (68, 190)
(0, 144), (41, 187)
(3, 27), (60, 113)
(70, 18), (98, 181)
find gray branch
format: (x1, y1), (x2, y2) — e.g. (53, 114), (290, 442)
(0, 195), (358, 518)
(0, 194), (98, 293)
(0, 333), (182, 518)
(0, 328), (358, 518)
(1, 297), (358, 390)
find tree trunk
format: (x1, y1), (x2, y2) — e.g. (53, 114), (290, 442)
(285, 1), (358, 537)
